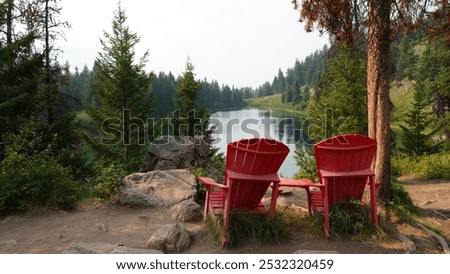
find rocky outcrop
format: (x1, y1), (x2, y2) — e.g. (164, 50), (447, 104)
(117, 169), (204, 222)
(146, 223), (191, 253)
(118, 169), (197, 207)
(140, 135), (220, 181)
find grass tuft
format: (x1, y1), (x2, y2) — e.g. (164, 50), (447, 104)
(207, 210), (292, 248)
(306, 199), (378, 238)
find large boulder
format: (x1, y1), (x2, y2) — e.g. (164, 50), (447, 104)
(146, 223), (191, 253)
(140, 135), (220, 181)
(118, 169), (197, 207)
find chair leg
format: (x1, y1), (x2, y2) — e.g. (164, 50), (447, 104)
(305, 189), (313, 215)
(221, 188), (231, 247)
(323, 180), (330, 239)
(203, 187), (210, 220)
(268, 182), (280, 221)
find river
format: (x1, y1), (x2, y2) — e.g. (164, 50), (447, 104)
(209, 108), (309, 178)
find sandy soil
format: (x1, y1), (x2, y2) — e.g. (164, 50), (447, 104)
(0, 178), (449, 254)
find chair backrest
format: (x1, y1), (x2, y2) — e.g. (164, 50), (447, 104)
(314, 134), (377, 204)
(225, 138), (290, 209)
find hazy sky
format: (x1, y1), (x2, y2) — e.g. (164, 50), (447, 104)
(59, 0), (329, 88)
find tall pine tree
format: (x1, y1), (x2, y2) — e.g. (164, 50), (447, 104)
(87, 4), (153, 171)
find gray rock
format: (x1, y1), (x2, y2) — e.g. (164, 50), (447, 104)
(171, 200), (203, 222)
(110, 246), (163, 254)
(140, 135), (220, 180)
(146, 223), (191, 253)
(117, 187), (164, 207)
(64, 243), (118, 254)
(185, 224), (208, 241)
(118, 169), (197, 207)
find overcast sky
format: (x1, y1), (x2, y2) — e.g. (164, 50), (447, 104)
(59, 0), (329, 88)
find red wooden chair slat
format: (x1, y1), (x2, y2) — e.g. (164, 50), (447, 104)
(198, 138), (289, 246)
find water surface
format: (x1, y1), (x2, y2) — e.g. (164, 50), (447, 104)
(210, 108), (308, 178)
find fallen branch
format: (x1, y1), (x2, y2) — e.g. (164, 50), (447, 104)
(417, 223), (450, 254)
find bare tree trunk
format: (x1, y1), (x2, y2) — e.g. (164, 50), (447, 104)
(44, 0), (54, 125)
(6, 0), (13, 46)
(367, 0), (391, 201)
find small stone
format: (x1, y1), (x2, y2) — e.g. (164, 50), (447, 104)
(95, 223), (109, 232)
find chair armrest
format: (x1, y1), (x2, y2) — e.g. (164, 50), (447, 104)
(319, 168), (374, 178)
(279, 177), (320, 188)
(197, 177), (229, 190)
(226, 170), (280, 182)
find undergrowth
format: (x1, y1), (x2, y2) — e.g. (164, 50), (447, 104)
(305, 199), (380, 238)
(207, 210), (293, 248)
(392, 152), (450, 180)
(384, 178), (419, 223)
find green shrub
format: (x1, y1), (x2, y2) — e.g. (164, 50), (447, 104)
(92, 163), (128, 200)
(294, 147), (318, 181)
(387, 179), (418, 221)
(192, 166), (207, 203)
(392, 152), (450, 180)
(0, 150), (81, 213)
(210, 149), (225, 175)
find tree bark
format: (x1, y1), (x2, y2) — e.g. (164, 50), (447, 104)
(6, 0), (13, 46)
(44, 0), (53, 125)
(366, 0), (392, 201)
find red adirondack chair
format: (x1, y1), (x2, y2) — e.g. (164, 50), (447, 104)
(281, 134), (379, 238)
(198, 138), (290, 246)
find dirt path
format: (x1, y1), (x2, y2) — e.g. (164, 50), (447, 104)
(0, 178), (449, 254)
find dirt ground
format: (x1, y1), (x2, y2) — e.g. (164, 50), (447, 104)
(0, 177), (449, 254)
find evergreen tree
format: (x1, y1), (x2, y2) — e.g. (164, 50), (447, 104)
(87, 4), (153, 171)
(291, 80), (301, 105)
(152, 71), (176, 118)
(417, 37), (450, 123)
(400, 81), (440, 156)
(400, 37), (448, 155)
(395, 35), (418, 81)
(173, 59), (210, 137)
(284, 84), (293, 103)
(0, 1), (42, 151)
(305, 45), (367, 141)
